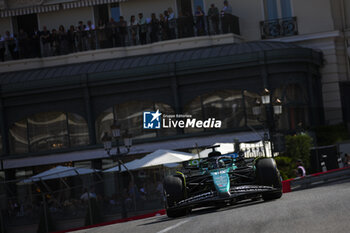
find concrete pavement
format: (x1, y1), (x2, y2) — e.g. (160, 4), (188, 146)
(74, 179), (350, 233)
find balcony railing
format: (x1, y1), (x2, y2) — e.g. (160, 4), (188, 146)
(0, 15), (240, 63)
(260, 17), (298, 39)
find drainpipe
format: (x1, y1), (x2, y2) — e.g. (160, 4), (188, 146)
(340, 0), (350, 80)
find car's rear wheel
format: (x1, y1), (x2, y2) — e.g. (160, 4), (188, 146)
(163, 176), (188, 218)
(255, 158), (283, 201)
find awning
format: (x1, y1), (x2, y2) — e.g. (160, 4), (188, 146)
(0, 5), (60, 18)
(0, 0), (127, 18)
(62, 0), (126, 10)
(3, 130), (265, 170)
(18, 165), (99, 184)
(104, 149), (194, 172)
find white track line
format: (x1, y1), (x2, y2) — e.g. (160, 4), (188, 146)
(156, 219), (190, 233)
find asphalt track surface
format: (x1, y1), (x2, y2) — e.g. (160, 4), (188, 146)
(74, 179), (350, 233)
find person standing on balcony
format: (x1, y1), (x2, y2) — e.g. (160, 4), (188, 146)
(163, 10), (170, 40)
(138, 13), (148, 45)
(97, 19), (106, 49)
(118, 16), (128, 47)
(4, 31), (16, 60)
(51, 29), (60, 56)
(85, 20), (96, 50)
(106, 18), (117, 47)
(150, 13), (160, 43)
(76, 21), (85, 51)
(40, 26), (51, 57)
(159, 13), (168, 41)
(129, 15), (138, 45)
(58, 25), (69, 55)
(18, 29), (28, 59)
(195, 6), (205, 36)
(208, 4), (219, 34)
(167, 8), (176, 39)
(221, 0), (233, 33)
(31, 27), (41, 58)
(67, 25), (77, 53)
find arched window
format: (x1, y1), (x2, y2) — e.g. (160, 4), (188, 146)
(9, 112), (89, 154)
(184, 90), (245, 133)
(9, 119), (28, 154)
(67, 113), (90, 147)
(95, 101), (176, 143)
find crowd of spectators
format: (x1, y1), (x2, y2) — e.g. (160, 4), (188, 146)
(0, 1), (236, 62)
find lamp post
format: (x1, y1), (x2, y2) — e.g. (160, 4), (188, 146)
(252, 89), (283, 157)
(102, 121), (132, 219)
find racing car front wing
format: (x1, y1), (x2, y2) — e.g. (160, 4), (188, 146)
(172, 185), (279, 209)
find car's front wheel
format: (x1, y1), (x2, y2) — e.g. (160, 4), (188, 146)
(255, 158), (283, 201)
(163, 176), (189, 217)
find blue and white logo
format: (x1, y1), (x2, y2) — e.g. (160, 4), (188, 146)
(143, 110), (162, 129)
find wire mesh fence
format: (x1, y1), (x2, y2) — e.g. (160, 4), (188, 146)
(0, 166), (170, 233)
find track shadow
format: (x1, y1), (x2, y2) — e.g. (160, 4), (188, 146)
(138, 198), (267, 226)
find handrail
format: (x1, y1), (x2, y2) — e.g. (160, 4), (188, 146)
(0, 15), (240, 63)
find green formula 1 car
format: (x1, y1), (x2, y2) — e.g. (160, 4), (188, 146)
(163, 146), (282, 217)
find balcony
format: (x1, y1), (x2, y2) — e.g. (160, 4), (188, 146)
(0, 15), (241, 73)
(260, 17), (298, 39)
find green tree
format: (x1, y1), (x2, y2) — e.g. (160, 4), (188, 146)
(284, 134), (313, 170)
(314, 123), (350, 146)
(274, 156), (295, 180)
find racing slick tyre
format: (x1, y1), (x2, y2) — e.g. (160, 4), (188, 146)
(163, 176), (188, 218)
(255, 158), (283, 201)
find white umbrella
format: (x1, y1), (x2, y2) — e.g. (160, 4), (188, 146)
(104, 149), (194, 172)
(19, 165), (99, 184)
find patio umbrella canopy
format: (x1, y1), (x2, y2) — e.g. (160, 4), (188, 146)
(19, 165), (99, 184)
(104, 149), (194, 172)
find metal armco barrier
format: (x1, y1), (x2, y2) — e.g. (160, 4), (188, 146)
(282, 166), (350, 193)
(52, 209), (166, 233)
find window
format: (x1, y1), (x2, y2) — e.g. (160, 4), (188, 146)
(68, 113), (90, 147)
(184, 90), (245, 133)
(183, 96), (203, 134)
(110, 3), (120, 22)
(263, 0), (292, 20)
(273, 84), (309, 130)
(116, 101), (156, 140)
(280, 0), (292, 18)
(202, 90), (245, 129)
(244, 90), (265, 126)
(193, 0), (205, 14)
(264, 0), (278, 20)
(28, 112), (69, 152)
(95, 101), (176, 143)
(9, 119), (28, 154)
(9, 112), (89, 154)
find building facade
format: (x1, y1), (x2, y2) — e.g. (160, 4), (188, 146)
(0, 0), (349, 201)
